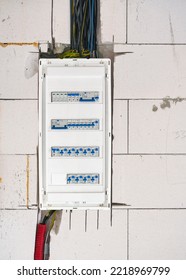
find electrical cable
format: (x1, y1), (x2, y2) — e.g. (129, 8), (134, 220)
(34, 210), (56, 260)
(61, 0), (97, 59)
(41, 0), (98, 59)
(51, 0), (55, 52)
(34, 223), (47, 260)
(44, 211), (57, 260)
(42, 210), (56, 224)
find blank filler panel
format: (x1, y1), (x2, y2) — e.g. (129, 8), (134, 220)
(39, 59), (111, 210)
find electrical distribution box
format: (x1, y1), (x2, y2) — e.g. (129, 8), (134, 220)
(39, 59), (111, 209)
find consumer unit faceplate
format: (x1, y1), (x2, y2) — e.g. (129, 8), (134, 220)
(39, 58), (111, 209)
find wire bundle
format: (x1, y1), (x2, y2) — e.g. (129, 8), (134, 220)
(69, 0), (97, 58)
(40, 0), (98, 59)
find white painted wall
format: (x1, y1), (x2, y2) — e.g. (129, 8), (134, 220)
(0, 0), (186, 260)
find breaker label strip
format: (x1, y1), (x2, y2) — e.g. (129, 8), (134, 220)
(51, 91), (99, 102)
(67, 174), (99, 184)
(51, 119), (99, 130)
(51, 146), (99, 157)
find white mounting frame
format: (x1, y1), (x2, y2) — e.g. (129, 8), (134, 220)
(39, 58), (111, 210)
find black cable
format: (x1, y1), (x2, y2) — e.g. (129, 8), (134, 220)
(70, 0), (73, 49)
(94, 0), (97, 55)
(51, 0), (55, 52)
(42, 210), (56, 224)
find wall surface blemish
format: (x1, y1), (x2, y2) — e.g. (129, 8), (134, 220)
(152, 105), (158, 112)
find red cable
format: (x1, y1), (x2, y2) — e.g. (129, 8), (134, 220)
(34, 224), (47, 260)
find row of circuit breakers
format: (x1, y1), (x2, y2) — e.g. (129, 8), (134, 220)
(39, 59), (111, 209)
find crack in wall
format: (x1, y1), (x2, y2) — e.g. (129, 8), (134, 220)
(26, 155), (30, 209)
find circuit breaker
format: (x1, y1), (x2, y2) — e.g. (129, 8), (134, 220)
(39, 59), (111, 209)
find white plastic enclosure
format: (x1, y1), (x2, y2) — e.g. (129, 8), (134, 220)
(39, 58), (111, 209)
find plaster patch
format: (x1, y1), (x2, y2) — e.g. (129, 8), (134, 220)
(53, 210), (63, 235)
(160, 98), (171, 109)
(152, 105), (158, 112)
(172, 97), (184, 104)
(24, 53), (38, 79)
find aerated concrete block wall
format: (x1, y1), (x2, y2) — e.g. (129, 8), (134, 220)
(0, 0), (186, 259)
